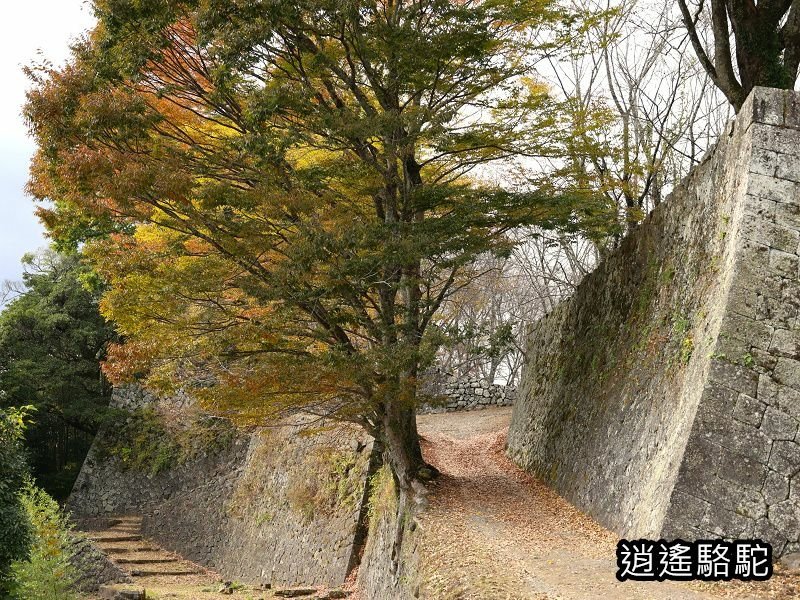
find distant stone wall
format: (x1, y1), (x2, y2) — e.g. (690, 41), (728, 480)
(110, 384), (195, 412)
(68, 386), (374, 588)
(508, 88), (800, 556)
(419, 370), (516, 413)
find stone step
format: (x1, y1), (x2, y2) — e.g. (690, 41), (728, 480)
(116, 558), (179, 565)
(112, 550), (181, 562)
(101, 546), (160, 553)
(98, 585), (146, 600)
(107, 529), (141, 535)
(110, 528), (141, 534)
(130, 568), (200, 577)
(89, 535), (143, 543)
(274, 589), (317, 598)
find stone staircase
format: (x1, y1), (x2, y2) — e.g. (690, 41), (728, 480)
(79, 515), (355, 599)
(85, 516), (209, 580)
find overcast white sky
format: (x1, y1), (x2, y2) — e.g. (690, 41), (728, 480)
(1, 1), (95, 286)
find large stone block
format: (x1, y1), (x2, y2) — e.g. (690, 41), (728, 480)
(732, 392), (767, 426)
(763, 469), (791, 504)
(772, 329), (800, 358)
(708, 360), (760, 396)
(716, 448), (767, 490)
(761, 406), (800, 441)
(769, 440), (800, 477)
(775, 357), (800, 391)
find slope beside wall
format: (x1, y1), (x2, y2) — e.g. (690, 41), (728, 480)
(508, 87), (800, 556)
(68, 386), (374, 587)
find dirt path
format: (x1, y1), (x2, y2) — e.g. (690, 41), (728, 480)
(415, 407), (799, 600)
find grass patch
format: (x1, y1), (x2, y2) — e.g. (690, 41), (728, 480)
(225, 433), (277, 520)
(366, 465), (397, 526)
(680, 335), (695, 364)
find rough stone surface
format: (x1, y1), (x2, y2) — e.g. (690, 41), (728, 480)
(68, 386), (375, 588)
(98, 585), (146, 600)
(507, 87), (800, 556)
(273, 588), (317, 597)
(780, 551), (800, 572)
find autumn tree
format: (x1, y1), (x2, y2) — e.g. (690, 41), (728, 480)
(25, 0), (611, 496)
(678, 0), (800, 111)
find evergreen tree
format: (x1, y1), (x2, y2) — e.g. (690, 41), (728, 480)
(0, 251), (114, 498)
(0, 407), (31, 596)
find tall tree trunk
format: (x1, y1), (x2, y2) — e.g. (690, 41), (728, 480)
(377, 395), (432, 578)
(381, 399), (426, 492)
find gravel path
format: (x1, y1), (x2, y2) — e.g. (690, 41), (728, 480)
(415, 407), (800, 600)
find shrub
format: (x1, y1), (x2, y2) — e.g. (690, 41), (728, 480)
(10, 484), (78, 600)
(286, 475), (319, 523)
(0, 408), (32, 596)
(96, 407), (180, 476)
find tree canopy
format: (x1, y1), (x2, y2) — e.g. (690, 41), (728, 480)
(25, 0), (614, 491)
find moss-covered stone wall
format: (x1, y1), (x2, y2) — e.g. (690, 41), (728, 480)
(508, 87), (800, 556)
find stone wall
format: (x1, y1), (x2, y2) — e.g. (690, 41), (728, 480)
(70, 534), (131, 592)
(419, 369), (516, 413)
(142, 425), (374, 586)
(507, 88), (800, 556)
(70, 370), (505, 589)
(110, 384), (195, 412)
(68, 387), (374, 588)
